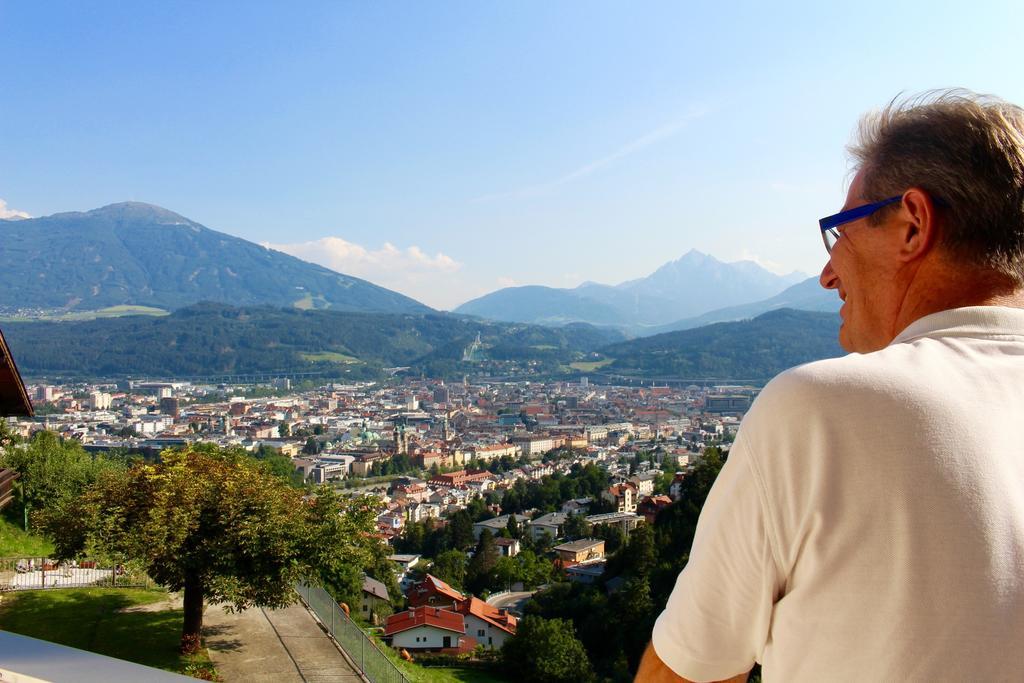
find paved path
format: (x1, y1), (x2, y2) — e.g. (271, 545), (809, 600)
(204, 601), (364, 683)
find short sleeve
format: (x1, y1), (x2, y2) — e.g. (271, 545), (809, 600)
(651, 438), (782, 681)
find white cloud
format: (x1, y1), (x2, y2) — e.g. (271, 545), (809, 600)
(0, 199), (30, 219)
(496, 276), (520, 288)
(265, 236), (465, 309)
(738, 249), (791, 275)
(473, 106), (709, 203)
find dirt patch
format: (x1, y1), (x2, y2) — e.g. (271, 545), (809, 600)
(118, 593), (184, 613)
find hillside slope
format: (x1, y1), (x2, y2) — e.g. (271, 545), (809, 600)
(0, 202), (429, 315)
(601, 309), (844, 380)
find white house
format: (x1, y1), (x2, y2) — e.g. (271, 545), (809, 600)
(385, 606), (469, 652)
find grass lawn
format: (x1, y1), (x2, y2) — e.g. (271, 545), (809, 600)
(362, 629), (509, 683)
(408, 666), (511, 683)
(0, 588), (216, 679)
(0, 516), (55, 556)
(569, 358), (614, 372)
(300, 351), (360, 364)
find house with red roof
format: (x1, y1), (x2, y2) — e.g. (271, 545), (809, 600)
(400, 575), (518, 650)
(408, 574), (466, 608)
(384, 606), (475, 653)
(456, 596), (518, 649)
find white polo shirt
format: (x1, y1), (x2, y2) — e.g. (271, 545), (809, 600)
(652, 306), (1024, 682)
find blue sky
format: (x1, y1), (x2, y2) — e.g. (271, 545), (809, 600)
(2, 1), (1023, 309)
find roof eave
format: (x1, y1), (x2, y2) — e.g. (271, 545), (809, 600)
(0, 327), (32, 418)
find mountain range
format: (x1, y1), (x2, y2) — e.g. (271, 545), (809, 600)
(0, 202), (429, 316)
(0, 200), (844, 382)
(454, 249), (808, 331)
(0, 202), (837, 340)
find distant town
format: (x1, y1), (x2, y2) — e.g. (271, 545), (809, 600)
(7, 375), (752, 658)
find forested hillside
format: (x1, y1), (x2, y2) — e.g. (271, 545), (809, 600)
(2, 304), (625, 380)
(601, 309), (844, 380)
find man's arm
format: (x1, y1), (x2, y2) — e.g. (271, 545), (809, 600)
(635, 642), (749, 683)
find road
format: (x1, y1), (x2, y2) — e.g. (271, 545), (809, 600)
(486, 590), (536, 615)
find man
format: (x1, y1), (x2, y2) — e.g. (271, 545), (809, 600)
(636, 90), (1024, 681)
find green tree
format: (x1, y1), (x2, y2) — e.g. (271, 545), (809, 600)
(592, 523), (626, 554)
(466, 529), (500, 594)
(502, 616), (594, 683)
(494, 555), (520, 590)
(506, 513), (521, 539)
(466, 496), (491, 522)
(0, 430), (122, 531)
(278, 422), (290, 438)
(447, 510), (476, 550)
(563, 513), (591, 540)
(517, 549), (553, 589)
(39, 445), (378, 654)
(431, 549), (467, 589)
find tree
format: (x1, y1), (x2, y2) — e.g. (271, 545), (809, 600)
(39, 445), (378, 654)
(502, 616), (594, 683)
(447, 510), (476, 550)
(563, 513), (591, 540)
(592, 523), (626, 554)
(466, 529), (500, 594)
(278, 422), (291, 438)
(431, 549), (467, 590)
(506, 513), (521, 539)
(494, 555), (520, 590)
(0, 429), (122, 531)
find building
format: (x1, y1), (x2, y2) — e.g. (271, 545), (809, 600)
(528, 512), (569, 541)
(90, 391), (114, 411)
(428, 470), (492, 489)
(637, 495), (673, 524)
(628, 472), (657, 497)
(602, 483), (637, 513)
(456, 596), (518, 649)
(473, 514), (530, 540)
(408, 574), (466, 608)
(586, 511), (644, 535)
(566, 559), (607, 584)
(493, 537), (520, 557)
(385, 606), (472, 653)
(158, 396), (179, 417)
(360, 575), (391, 624)
(387, 553), (421, 592)
(469, 442), (520, 461)
(509, 434), (556, 458)
(396, 574), (518, 650)
(0, 325), (33, 418)
(553, 539), (605, 566)
(704, 394), (752, 415)
(0, 468), (18, 511)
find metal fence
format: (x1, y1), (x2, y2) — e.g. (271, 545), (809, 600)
(0, 557), (152, 591)
(295, 580), (409, 683)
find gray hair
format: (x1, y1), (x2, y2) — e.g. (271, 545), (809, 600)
(850, 89), (1024, 284)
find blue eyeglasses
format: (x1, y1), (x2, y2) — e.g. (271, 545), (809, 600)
(819, 196), (903, 254)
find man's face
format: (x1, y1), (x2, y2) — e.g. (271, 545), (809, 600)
(819, 170), (904, 352)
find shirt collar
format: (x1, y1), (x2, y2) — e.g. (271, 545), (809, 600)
(891, 306), (1024, 345)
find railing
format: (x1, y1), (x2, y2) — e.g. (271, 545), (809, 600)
(295, 580), (409, 683)
(0, 557), (152, 591)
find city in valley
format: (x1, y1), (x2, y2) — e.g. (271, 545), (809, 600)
(9, 375), (751, 653)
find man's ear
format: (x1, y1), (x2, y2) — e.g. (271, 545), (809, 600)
(896, 187), (939, 261)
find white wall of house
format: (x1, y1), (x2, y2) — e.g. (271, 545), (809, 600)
(360, 593), (389, 618)
(391, 624), (461, 650)
(463, 614), (512, 649)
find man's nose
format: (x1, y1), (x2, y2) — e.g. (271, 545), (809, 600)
(820, 259), (839, 290)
